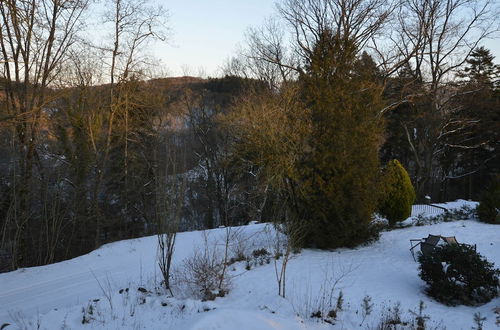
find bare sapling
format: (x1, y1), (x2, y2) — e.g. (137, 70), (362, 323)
(156, 151), (186, 296)
(290, 258), (354, 322)
(217, 226), (242, 293)
(215, 184), (241, 293)
(90, 270), (115, 319)
(266, 219), (304, 298)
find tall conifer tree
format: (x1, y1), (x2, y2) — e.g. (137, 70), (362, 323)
(295, 30), (385, 248)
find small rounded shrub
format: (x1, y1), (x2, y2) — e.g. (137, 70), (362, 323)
(477, 177), (500, 224)
(378, 159), (416, 225)
(418, 244), (499, 306)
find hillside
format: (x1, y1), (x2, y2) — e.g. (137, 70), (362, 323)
(0, 201), (499, 329)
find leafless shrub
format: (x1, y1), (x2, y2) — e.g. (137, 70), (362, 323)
(366, 300), (446, 330)
(291, 259), (354, 324)
(91, 271), (115, 318)
(229, 228), (249, 263)
(176, 232), (231, 301)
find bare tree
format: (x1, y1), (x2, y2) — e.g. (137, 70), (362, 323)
(103, 0), (170, 84)
(156, 155), (186, 296)
(238, 0), (399, 86)
(0, 0), (90, 268)
(91, 0), (170, 246)
(394, 0), (499, 199)
(243, 18), (298, 88)
(184, 90), (221, 230)
(278, 0), (393, 60)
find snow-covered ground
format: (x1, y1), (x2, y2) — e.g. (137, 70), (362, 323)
(1, 200), (499, 329)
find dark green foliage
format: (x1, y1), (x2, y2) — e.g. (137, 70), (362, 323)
(459, 46), (499, 87)
(379, 159), (416, 225)
(418, 244), (499, 306)
(477, 177), (500, 224)
(441, 47), (500, 201)
(296, 30), (384, 249)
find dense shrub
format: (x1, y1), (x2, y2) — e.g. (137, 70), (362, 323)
(418, 244), (499, 306)
(477, 177), (500, 224)
(378, 159), (416, 225)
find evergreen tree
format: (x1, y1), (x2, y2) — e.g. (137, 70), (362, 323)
(459, 46), (499, 87)
(477, 176), (500, 224)
(442, 47), (500, 199)
(295, 30), (385, 248)
(379, 159), (416, 225)
(228, 31), (385, 249)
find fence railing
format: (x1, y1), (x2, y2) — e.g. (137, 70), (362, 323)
(411, 204), (448, 217)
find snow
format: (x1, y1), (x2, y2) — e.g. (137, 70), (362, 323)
(1, 200), (499, 329)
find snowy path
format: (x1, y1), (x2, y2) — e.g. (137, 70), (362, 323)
(0, 236), (156, 322)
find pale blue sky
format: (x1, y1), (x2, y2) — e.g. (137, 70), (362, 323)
(156, 0), (276, 76)
(89, 1), (499, 78)
(158, 0), (499, 77)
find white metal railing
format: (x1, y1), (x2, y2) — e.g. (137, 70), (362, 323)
(411, 204), (448, 217)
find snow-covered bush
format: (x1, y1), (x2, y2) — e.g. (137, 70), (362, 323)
(418, 244), (499, 306)
(378, 159), (415, 226)
(477, 177), (500, 224)
(244, 248), (271, 270)
(440, 205), (476, 222)
(414, 205), (476, 226)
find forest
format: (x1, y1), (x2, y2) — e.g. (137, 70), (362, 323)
(0, 0), (498, 273)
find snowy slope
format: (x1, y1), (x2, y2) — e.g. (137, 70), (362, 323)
(1, 200), (499, 329)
